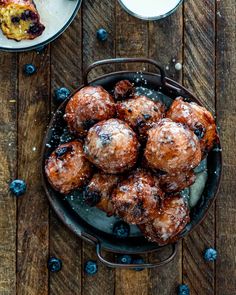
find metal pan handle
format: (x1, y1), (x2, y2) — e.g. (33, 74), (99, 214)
(82, 232), (177, 269)
(83, 57), (166, 86)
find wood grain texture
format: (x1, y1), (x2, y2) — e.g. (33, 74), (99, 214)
(17, 49), (50, 295)
(147, 6), (184, 295)
(183, 1), (216, 294)
(82, 1), (116, 295)
(49, 11), (83, 295)
(0, 53), (17, 295)
(216, 0), (236, 294)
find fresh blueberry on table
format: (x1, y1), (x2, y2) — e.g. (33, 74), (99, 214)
(23, 63), (37, 76)
(9, 179), (27, 197)
(113, 221), (130, 239)
(204, 248), (217, 261)
(84, 260), (98, 275)
(117, 254), (132, 265)
(47, 257), (62, 272)
(54, 87), (71, 103)
(96, 28), (108, 42)
(132, 256), (145, 271)
(177, 284), (190, 295)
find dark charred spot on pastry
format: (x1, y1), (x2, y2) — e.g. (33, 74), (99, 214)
(28, 23), (45, 36)
(55, 146), (72, 158)
(84, 188), (101, 206)
(11, 16), (20, 24)
(21, 10), (38, 21)
(99, 133), (112, 146)
(142, 114), (152, 120)
(82, 119), (98, 130)
(194, 124), (206, 139)
(128, 108), (132, 113)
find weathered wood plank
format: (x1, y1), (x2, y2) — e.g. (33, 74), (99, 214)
(17, 49), (50, 295)
(49, 12), (83, 295)
(148, 6), (183, 295)
(115, 3), (149, 295)
(0, 53), (17, 295)
(82, 1), (116, 294)
(216, 0), (236, 294)
(183, 1), (216, 294)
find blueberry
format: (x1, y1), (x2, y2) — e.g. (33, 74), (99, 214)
(142, 114), (151, 120)
(99, 133), (112, 146)
(132, 256), (145, 271)
(55, 146), (72, 158)
(47, 257), (62, 272)
(204, 248), (217, 262)
(113, 221), (130, 239)
(35, 45), (46, 54)
(23, 64), (37, 76)
(28, 23), (45, 35)
(84, 260), (98, 275)
(117, 254), (132, 265)
(9, 179), (27, 197)
(96, 28), (108, 42)
(178, 284), (190, 295)
(83, 188), (101, 206)
(11, 16), (20, 24)
(54, 87), (71, 103)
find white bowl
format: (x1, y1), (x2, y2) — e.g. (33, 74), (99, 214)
(0, 0), (82, 52)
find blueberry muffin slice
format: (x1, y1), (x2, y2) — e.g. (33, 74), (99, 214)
(0, 0), (45, 41)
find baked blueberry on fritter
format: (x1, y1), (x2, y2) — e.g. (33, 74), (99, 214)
(64, 86), (116, 137)
(84, 119), (140, 174)
(112, 169), (164, 224)
(167, 97), (217, 156)
(144, 119), (201, 173)
(45, 141), (92, 194)
(116, 95), (165, 139)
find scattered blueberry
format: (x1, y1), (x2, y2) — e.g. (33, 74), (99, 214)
(84, 260), (98, 275)
(35, 45), (46, 54)
(9, 179), (26, 197)
(113, 221), (130, 239)
(96, 28), (108, 42)
(83, 188), (101, 207)
(117, 254), (132, 265)
(132, 256), (145, 271)
(47, 257), (62, 272)
(54, 87), (71, 103)
(178, 284), (190, 295)
(204, 248), (217, 262)
(23, 64), (37, 76)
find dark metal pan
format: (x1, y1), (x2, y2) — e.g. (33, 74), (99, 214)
(41, 58), (222, 269)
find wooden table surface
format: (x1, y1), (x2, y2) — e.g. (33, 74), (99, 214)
(0, 0), (235, 294)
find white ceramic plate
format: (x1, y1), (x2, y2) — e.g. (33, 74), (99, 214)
(0, 0), (82, 52)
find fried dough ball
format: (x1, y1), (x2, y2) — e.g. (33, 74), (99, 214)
(159, 170), (196, 193)
(45, 141), (92, 194)
(111, 169), (164, 224)
(84, 119), (140, 174)
(116, 95), (165, 139)
(84, 173), (120, 216)
(139, 195), (190, 245)
(64, 86), (116, 136)
(114, 80), (134, 100)
(167, 97), (217, 155)
(144, 119), (201, 173)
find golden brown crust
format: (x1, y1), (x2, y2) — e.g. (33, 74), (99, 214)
(116, 95), (165, 139)
(139, 195), (190, 245)
(159, 170), (196, 193)
(111, 169), (164, 224)
(64, 86), (116, 137)
(45, 141), (92, 194)
(166, 97), (217, 155)
(144, 118), (201, 173)
(85, 173), (120, 216)
(0, 0), (45, 40)
(84, 119), (140, 174)
(113, 80), (134, 100)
